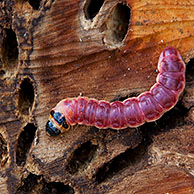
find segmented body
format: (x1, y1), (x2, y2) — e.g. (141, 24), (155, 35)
(46, 46), (186, 136)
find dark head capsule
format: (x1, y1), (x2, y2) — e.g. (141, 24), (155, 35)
(50, 110), (69, 129)
(46, 120), (61, 136)
(46, 110), (70, 136)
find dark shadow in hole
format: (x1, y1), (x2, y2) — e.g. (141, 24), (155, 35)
(42, 182), (74, 194)
(84, 0), (104, 19)
(110, 92), (140, 102)
(186, 57), (194, 83)
(105, 3), (131, 44)
(16, 173), (41, 194)
(16, 173), (74, 194)
(140, 102), (189, 139)
(16, 123), (37, 166)
(95, 138), (151, 184)
(0, 69), (6, 77)
(0, 133), (8, 167)
(1, 28), (18, 70)
(66, 141), (98, 174)
(18, 77), (34, 115)
(28, 0), (41, 10)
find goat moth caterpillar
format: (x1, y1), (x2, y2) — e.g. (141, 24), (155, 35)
(46, 46), (186, 136)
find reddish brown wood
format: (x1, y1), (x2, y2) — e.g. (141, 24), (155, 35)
(0, 0), (194, 193)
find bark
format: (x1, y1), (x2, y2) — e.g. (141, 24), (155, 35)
(0, 0), (194, 193)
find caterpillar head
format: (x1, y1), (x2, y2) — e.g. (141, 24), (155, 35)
(46, 110), (70, 136)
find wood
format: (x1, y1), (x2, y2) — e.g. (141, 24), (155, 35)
(0, 0), (194, 193)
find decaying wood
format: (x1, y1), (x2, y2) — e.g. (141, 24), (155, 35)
(0, 0), (194, 193)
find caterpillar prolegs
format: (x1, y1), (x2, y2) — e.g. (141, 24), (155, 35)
(46, 46), (186, 136)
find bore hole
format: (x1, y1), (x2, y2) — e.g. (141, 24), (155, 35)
(0, 133), (8, 167)
(15, 0), (41, 10)
(0, 69), (6, 76)
(18, 77), (34, 115)
(28, 0), (41, 10)
(42, 182), (75, 194)
(66, 141), (98, 174)
(140, 102), (189, 138)
(1, 28), (18, 71)
(17, 173), (75, 194)
(156, 103), (188, 130)
(17, 173), (41, 194)
(95, 140), (150, 184)
(105, 3), (131, 45)
(186, 57), (194, 82)
(16, 123), (37, 166)
(84, 0), (104, 19)
(111, 92), (140, 102)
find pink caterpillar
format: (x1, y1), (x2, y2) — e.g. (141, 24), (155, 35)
(46, 46), (186, 136)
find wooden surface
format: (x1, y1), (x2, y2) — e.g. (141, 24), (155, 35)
(0, 0), (194, 193)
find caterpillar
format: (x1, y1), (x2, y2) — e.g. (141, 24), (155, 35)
(46, 46), (186, 136)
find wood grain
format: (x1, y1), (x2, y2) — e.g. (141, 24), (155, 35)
(0, 0), (194, 193)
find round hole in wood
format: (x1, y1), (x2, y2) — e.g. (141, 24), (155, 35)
(84, 0), (105, 20)
(16, 123), (37, 166)
(17, 173), (75, 193)
(105, 3), (131, 46)
(28, 0), (41, 10)
(1, 28), (18, 73)
(0, 69), (6, 77)
(18, 77), (35, 115)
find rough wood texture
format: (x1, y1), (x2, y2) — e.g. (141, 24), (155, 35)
(0, 0), (194, 193)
